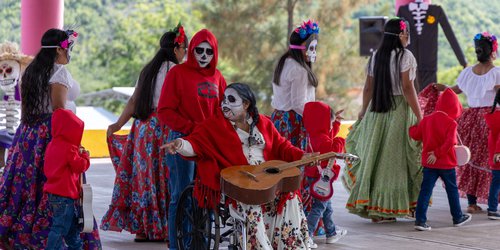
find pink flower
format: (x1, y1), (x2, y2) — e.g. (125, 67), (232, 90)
(60, 40), (69, 49)
(400, 20), (407, 31)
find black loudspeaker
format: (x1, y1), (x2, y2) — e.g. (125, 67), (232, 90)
(359, 16), (388, 56)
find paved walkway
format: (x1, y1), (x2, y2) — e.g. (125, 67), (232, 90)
(88, 159), (499, 250)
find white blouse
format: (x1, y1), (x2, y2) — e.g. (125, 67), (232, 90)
(47, 64), (80, 113)
(271, 58), (316, 116)
(457, 66), (500, 107)
(176, 118), (266, 165)
(367, 49), (417, 95)
(153, 61), (175, 108)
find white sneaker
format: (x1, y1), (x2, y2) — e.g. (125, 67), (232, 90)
(326, 229), (347, 244)
(307, 237), (318, 249)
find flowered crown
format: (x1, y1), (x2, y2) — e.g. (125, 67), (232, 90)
(294, 19), (319, 40)
(172, 22), (186, 45)
(474, 32), (498, 53)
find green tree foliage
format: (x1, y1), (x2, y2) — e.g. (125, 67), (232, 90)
(1, 0), (498, 116)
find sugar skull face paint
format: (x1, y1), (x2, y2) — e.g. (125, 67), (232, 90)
(221, 88), (246, 121)
(194, 42), (214, 68)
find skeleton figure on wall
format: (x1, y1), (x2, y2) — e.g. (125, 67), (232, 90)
(0, 42), (32, 170)
(396, 0), (467, 91)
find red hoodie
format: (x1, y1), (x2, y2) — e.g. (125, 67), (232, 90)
(43, 109), (90, 199)
(158, 29), (227, 135)
(302, 102), (345, 178)
(484, 111), (500, 170)
(409, 88), (463, 169)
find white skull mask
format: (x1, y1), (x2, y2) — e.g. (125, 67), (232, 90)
(221, 88), (246, 121)
(194, 42), (214, 68)
(306, 39), (318, 63)
(0, 60), (20, 92)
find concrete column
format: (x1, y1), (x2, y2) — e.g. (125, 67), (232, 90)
(21, 0), (64, 56)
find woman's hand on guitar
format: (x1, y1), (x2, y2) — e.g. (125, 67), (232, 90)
(302, 152), (320, 166)
(161, 139), (182, 154)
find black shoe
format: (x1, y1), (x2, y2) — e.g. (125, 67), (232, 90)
(453, 213), (472, 226)
(488, 211), (500, 220)
(414, 222), (431, 231)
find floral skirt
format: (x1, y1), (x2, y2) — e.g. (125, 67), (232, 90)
(342, 96), (422, 219)
(0, 115), (101, 249)
(100, 112), (170, 240)
(456, 107), (495, 204)
(271, 110), (308, 151)
(236, 193), (309, 250)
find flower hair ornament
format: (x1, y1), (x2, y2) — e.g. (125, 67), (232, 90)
(474, 32), (498, 53)
(41, 29), (78, 49)
(384, 19), (409, 37)
(171, 22), (186, 45)
(290, 19), (319, 50)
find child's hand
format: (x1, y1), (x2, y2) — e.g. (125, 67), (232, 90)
(335, 109), (344, 122)
(427, 151), (437, 165)
(79, 146), (89, 156)
(494, 153), (500, 164)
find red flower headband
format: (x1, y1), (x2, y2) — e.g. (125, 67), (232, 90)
(400, 20), (407, 31)
(172, 22), (185, 45)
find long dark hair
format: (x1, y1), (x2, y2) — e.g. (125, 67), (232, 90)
(370, 18), (407, 113)
(21, 28), (68, 125)
(273, 31), (318, 87)
(133, 31), (188, 120)
(226, 83), (260, 145)
(474, 37), (493, 63)
(492, 88), (500, 113)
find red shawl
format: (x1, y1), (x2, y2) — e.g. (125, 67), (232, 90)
(184, 112), (304, 208)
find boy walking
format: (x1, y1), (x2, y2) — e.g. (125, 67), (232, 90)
(409, 89), (471, 231)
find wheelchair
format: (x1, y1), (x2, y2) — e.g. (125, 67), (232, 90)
(175, 184), (245, 250)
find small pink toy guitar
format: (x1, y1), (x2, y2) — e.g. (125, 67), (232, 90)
(310, 153), (359, 201)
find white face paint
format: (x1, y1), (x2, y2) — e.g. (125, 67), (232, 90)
(221, 88), (246, 121)
(194, 42), (214, 68)
(0, 60), (20, 92)
(306, 39), (318, 63)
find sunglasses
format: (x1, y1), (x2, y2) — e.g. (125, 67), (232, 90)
(195, 47), (214, 56)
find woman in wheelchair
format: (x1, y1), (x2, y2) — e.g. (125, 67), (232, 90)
(162, 82), (310, 249)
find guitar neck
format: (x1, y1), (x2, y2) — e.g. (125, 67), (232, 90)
(278, 152), (338, 171)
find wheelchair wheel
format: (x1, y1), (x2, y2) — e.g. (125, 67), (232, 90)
(176, 184), (220, 250)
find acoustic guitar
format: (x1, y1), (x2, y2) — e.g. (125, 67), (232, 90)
(220, 152), (352, 205)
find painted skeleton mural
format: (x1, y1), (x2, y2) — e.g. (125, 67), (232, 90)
(0, 42), (31, 169)
(396, 0), (467, 91)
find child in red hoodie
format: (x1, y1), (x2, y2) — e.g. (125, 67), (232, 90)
(409, 89), (471, 231)
(303, 101), (346, 248)
(43, 109), (90, 249)
(484, 88), (500, 220)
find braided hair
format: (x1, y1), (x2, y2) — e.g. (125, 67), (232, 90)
(226, 83), (260, 146)
(492, 88), (500, 114)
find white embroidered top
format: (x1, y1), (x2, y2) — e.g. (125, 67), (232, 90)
(176, 117), (266, 165)
(457, 66), (500, 107)
(367, 48), (417, 95)
(48, 64), (80, 113)
(271, 58), (316, 116)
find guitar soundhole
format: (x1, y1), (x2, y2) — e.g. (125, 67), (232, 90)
(265, 167), (280, 174)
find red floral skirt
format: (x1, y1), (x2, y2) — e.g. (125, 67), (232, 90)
(101, 111), (170, 240)
(456, 107), (493, 203)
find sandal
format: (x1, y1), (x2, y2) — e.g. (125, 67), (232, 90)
(466, 204), (483, 214)
(371, 217), (396, 223)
